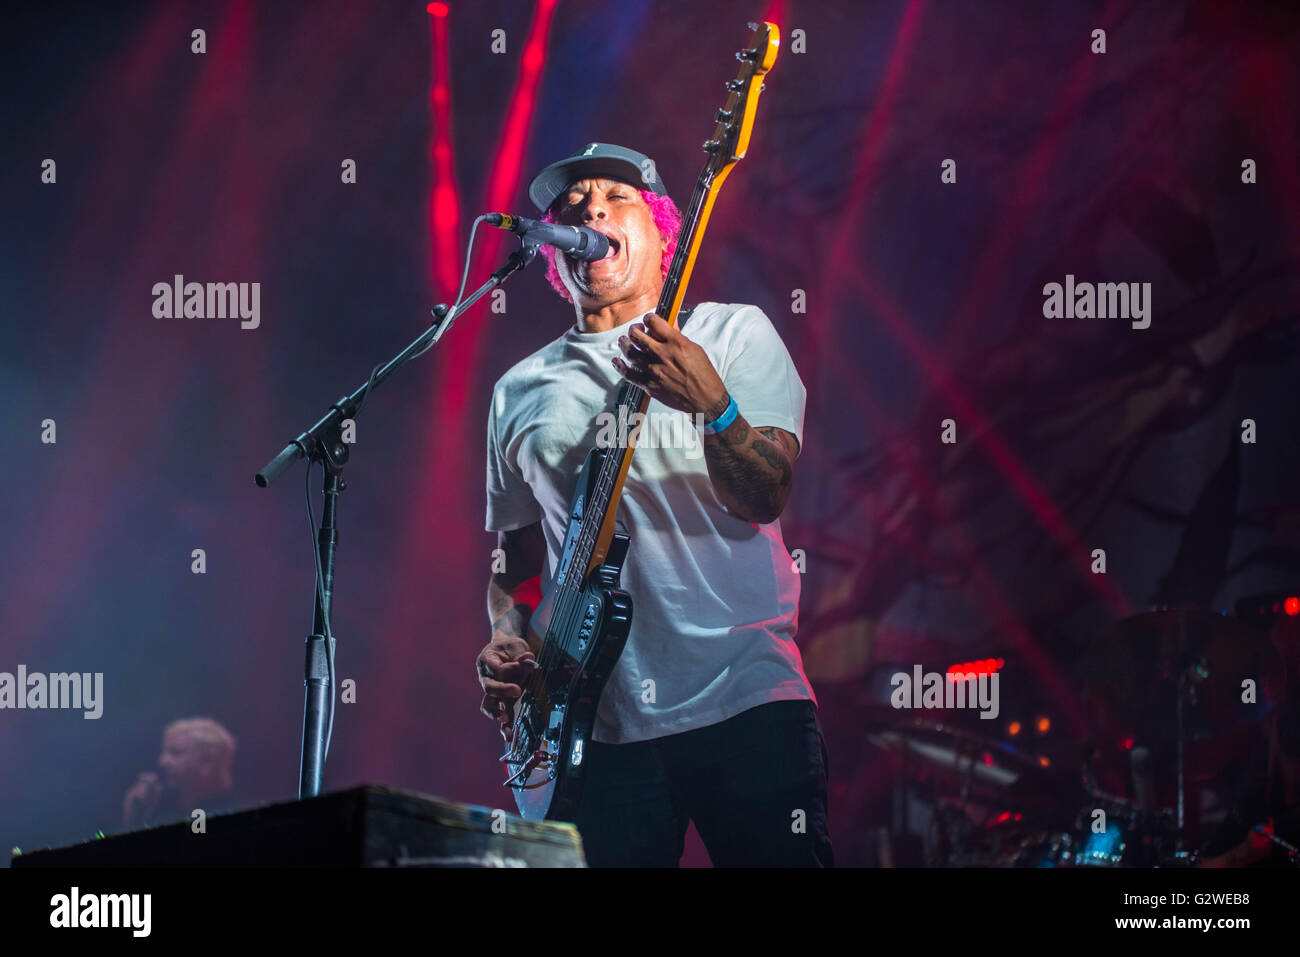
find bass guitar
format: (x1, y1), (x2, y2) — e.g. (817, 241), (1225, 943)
(501, 21), (780, 821)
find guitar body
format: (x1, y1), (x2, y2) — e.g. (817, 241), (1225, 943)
(507, 448), (633, 822)
(498, 20), (779, 821)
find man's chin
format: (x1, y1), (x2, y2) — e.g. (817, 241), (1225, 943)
(572, 280), (624, 308)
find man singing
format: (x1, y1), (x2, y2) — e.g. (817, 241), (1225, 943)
(476, 143), (831, 867)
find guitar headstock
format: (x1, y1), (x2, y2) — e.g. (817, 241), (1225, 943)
(702, 21), (779, 187)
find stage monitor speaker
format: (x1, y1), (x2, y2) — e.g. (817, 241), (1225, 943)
(11, 785), (586, 868)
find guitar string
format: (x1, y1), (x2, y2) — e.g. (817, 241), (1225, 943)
(507, 169), (714, 765)
(505, 381), (646, 762)
(507, 209), (710, 768)
(512, 53), (760, 771)
(507, 167), (715, 768)
(520, 169), (712, 696)
(521, 169), (712, 685)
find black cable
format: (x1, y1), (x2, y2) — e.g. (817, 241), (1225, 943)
(304, 457), (337, 765)
(299, 215), (496, 775)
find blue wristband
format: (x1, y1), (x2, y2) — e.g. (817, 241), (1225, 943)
(698, 395), (739, 434)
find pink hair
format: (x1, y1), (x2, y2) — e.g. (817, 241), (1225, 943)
(538, 188), (683, 303)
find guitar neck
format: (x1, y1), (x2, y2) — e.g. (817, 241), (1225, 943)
(583, 172), (722, 571)
(566, 20), (779, 581)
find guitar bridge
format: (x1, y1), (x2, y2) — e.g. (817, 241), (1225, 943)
(502, 749), (550, 789)
(501, 700), (567, 789)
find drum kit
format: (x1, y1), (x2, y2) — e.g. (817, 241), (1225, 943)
(868, 607), (1295, 867)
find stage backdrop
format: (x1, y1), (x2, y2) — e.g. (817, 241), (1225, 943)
(2, 0), (1297, 865)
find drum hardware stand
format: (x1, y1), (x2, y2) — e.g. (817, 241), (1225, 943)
(1175, 610), (1187, 854)
(1150, 607), (1205, 867)
(1169, 607), (1209, 865)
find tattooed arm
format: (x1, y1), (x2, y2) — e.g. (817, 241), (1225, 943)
(699, 392), (799, 524)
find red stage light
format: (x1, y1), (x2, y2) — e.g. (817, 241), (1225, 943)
(426, 2), (449, 16)
(1036, 716), (1050, 734)
(946, 656), (1005, 677)
(1008, 721), (1022, 736)
(1285, 597), (1299, 616)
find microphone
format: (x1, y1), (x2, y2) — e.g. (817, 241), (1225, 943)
(485, 213), (611, 262)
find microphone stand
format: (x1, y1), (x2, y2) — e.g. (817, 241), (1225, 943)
(256, 240), (539, 799)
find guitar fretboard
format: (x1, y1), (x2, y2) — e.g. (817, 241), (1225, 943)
(554, 169), (714, 603)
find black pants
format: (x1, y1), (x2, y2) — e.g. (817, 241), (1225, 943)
(573, 699), (834, 867)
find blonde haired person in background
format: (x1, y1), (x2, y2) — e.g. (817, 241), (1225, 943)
(122, 717), (236, 829)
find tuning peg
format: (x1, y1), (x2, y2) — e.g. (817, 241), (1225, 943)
(747, 21), (758, 30)
(736, 48), (757, 61)
(726, 79), (743, 92)
(702, 140), (721, 153)
(715, 108), (733, 121)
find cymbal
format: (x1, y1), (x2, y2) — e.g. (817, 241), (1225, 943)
(868, 718), (1081, 813)
(1081, 607), (1285, 743)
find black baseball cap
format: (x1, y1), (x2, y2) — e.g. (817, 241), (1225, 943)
(528, 142), (669, 214)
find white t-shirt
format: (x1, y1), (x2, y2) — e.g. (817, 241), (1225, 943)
(485, 301), (816, 744)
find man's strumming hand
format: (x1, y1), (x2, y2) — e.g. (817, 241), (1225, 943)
(611, 311), (799, 525)
(611, 312), (727, 414)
